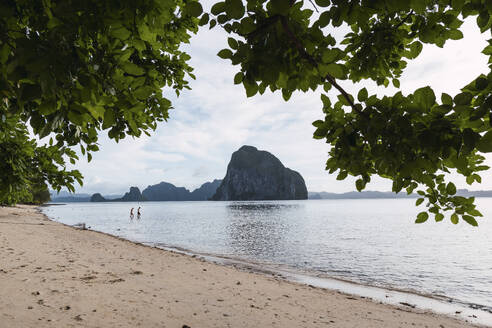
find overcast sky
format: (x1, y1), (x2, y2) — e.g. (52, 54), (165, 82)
(66, 15), (492, 195)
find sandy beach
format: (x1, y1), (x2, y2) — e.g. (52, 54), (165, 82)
(0, 205), (483, 328)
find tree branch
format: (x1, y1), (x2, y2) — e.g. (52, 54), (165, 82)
(395, 10), (414, 29)
(279, 16), (363, 116)
(308, 0), (319, 13)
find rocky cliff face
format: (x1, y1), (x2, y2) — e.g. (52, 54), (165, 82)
(120, 187), (145, 201)
(189, 179), (222, 200)
(211, 146), (307, 200)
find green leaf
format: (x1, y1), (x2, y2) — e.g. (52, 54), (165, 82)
(336, 171), (348, 180)
(133, 86), (153, 100)
(111, 26), (131, 41)
(315, 0), (330, 7)
(477, 131), (492, 153)
(454, 92), (473, 105)
(67, 111), (83, 125)
(211, 2), (225, 15)
(322, 49), (342, 63)
(225, 0), (245, 19)
(408, 42), (423, 58)
(121, 62), (145, 76)
(269, 0), (290, 15)
(324, 63), (344, 79)
(355, 179), (365, 191)
(0, 44), (10, 64)
(448, 29), (463, 40)
(475, 77), (488, 90)
(415, 198), (424, 206)
(38, 101), (57, 115)
(317, 12), (330, 27)
(184, 1), (203, 17)
(435, 213), (444, 222)
(244, 81), (258, 97)
(462, 215), (478, 226)
(467, 209), (483, 217)
(86, 105), (105, 119)
(199, 13), (210, 26)
(415, 212), (429, 223)
(441, 93), (453, 105)
(234, 72), (243, 84)
(320, 94), (331, 107)
(217, 49), (233, 59)
(239, 17), (255, 34)
(446, 182), (456, 195)
(357, 88), (368, 102)
(451, 0), (465, 10)
(337, 94), (353, 106)
(414, 86), (435, 110)
(477, 12), (490, 30)
(228, 37), (238, 50)
(102, 109), (115, 130)
(451, 213), (459, 224)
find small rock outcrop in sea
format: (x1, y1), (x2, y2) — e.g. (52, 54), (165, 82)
(211, 145), (308, 200)
(90, 193), (106, 202)
(120, 187), (145, 201)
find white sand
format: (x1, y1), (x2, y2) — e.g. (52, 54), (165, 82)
(0, 205), (483, 327)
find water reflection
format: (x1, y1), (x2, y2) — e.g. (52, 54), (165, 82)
(225, 202), (303, 260)
(227, 202), (300, 211)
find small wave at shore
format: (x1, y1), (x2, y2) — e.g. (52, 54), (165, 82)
(148, 242), (492, 327)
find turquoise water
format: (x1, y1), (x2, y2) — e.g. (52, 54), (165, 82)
(42, 198), (492, 323)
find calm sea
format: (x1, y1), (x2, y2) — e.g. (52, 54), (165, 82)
(42, 198), (492, 324)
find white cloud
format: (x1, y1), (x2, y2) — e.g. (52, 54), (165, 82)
(72, 17), (492, 195)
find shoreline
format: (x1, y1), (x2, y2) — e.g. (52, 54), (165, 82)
(0, 205), (487, 327)
(36, 205), (492, 326)
(147, 242), (492, 324)
(42, 203), (492, 324)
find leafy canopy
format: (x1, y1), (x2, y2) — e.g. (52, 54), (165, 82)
(0, 115), (82, 205)
(0, 0), (201, 204)
(1, 0), (492, 226)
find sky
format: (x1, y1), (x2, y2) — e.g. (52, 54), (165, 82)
(64, 13), (492, 195)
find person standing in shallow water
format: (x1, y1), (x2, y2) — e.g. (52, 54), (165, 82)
(130, 207), (134, 220)
(137, 207), (141, 219)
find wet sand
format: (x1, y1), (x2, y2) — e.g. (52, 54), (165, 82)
(0, 205), (484, 327)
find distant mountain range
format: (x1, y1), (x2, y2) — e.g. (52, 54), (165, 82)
(308, 189), (492, 199)
(308, 191), (416, 199)
(51, 187), (492, 203)
(84, 179), (223, 202)
(142, 180), (222, 201)
(50, 190), (122, 203)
